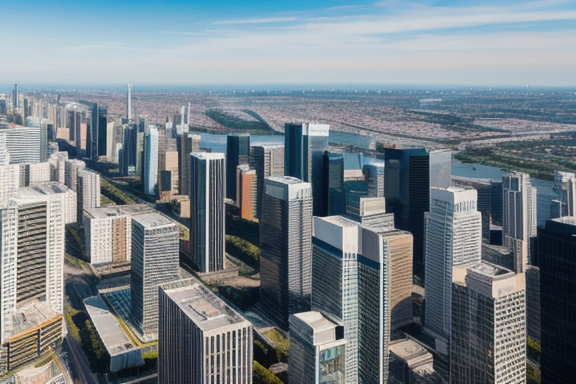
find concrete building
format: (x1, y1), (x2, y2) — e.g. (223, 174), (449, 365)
(424, 187), (482, 352)
(289, 311), (347, 384)
(189, 153), (226, 273)
(312, 216), (391, 384)
(64, 159), (86, 192)
(284, 123), (329, 216)
(236, 164), (256, 221)
(389, 339), (440, 384)
(158, 151), (179, 202)
(83, 205), (154, 265)
(226, 134), (250, 202)
(452, 176), (494, 241)
(345, 197), (395, 231)
(363, 163), (385, 198)
(131, 213), (180, 337)
(537, 217), (576, 384)
(144, 126), (159, 196)
(0, 125), (43, 164)
(323, 151), (346, 216)
(158, 281), (253, 384)
(77, 169), (100, 223)
(551, 171), (576, 218)
(250, 144), (284, 219)
(48, 151), (68, 184)
(502, 172), (537, 271)
(451, 263), (526, 384)
(179, 133), (201, 196)
(260, 176), (312, 329)
(126, 84), (132, 122)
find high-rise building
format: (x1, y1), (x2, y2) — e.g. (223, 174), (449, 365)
(98, 106), (108, 158)
(127, 84), (132, 122)
(226, 134), (250, 202)
(77, 169), (101, 223)
(144, 126), (159, 196)
(130, 213), (179, 336)
(537, 217), (576, 384)
(0, 126), (43, 164)
(363, 163), (385, 198)
(158, 151), (179, 202)
(289, 311), (347, 384)
(236, 164), (256, 221)
(12, 84), (18, 109)
(452, 176), (493, 241)
(250, 144), (284, 219)
(189, 153), (225, 273)
(345, 197), (395, 230)
(322, 151), (346, 216)
(179, 132), (201, 196)
(64, 159), (86, 192)
(121, 123), (138, 176)
(79, 100), (98, 161)
(502, 172), (537, 271)
(260, 176), (312, 329)
(551, 170), (576, 218)
(284, 123), (329, 216)
(158, 281), (254, 384)
(312, 216), (390, 384)
(424, 187), (481, 351)
(383, 148), (452, 279)
(83, 205), (154, 265)
(451, 263), (526, 384)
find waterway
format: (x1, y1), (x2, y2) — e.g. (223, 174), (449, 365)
(190, 130), (555, 226)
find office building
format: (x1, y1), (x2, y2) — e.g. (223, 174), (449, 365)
(144, 126), (159, 196)
(451, 263), (526, 384)
(289, 311), (347, 384)
(525, 266), (541, 343)
(158, 151), (179, 201)
(551, 170), (576, 218)
(452, 176), (493, 241)
(383, 148), (452, 279)
(189, 153), (226, 273)
(131, 213), (180, 336)
(64, 159), (86, 192)
(389, 339), (440, 384)
(0, 125), (43, 164)
(345, 197), (395, 230)
(250, 144), (284, 219)
(12, 84), (18, 108)
(79, 100), (98, 161)
(179, 133), (201, 196)
(236, 164), (256, 221)
(83, 205), (154, 265)
(77, 169), (101, 223)
(226, 134), (250, 202)
(312, 216), (390, 384)
(260, 176), (312, 329)
(158, 281), (253, 384)
(120, 123), (138, 176)
(127, 84), (132, 121)
(284, 123), (329, 216)
(424, 187), (482, 351)
(323, 151), (346, 216)
(98, 105), (108, 158)
(502, 172), (537, 272)
(537, 217), (576, 384)
(363, 163), (385, 198)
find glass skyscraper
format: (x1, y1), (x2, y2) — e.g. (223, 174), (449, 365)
(322, 151), (345, 216)
(226, 134), (250, 202)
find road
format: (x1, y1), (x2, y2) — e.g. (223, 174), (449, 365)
(64, 333), (99, 384)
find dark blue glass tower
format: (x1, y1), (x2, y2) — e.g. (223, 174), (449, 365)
(322, 151), (345, 216)
(226, 134), (250, 201)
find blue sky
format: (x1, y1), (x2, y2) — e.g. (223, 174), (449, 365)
(1, 0), (575, 87)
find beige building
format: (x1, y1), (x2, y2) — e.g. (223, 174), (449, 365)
(158, 151), (179, 202)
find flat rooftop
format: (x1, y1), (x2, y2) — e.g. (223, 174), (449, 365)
(267, 175), (305, 185)
(84, 296), (138, 356)
(469, 262), (513, 278)
(291, 311), (337, 333)
(163, 283), (248, 332)
(552, 216), (576, 226)
(30, 182), (73, 195)
(389, 338), (429, 361)
(84, 204), (154, 220)
(132, 212), (176, 228)
(191, 152), (225, 160)
(4, 300), (60, 340)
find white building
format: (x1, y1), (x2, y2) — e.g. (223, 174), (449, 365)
(144, 126), (159, 196)
(77, 169), (100, 223)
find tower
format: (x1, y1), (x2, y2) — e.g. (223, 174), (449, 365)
(144, 126), (159, 196)
(284, 123), (329, 216)
(179, 133), (201, 196)
(77, 169), (101, 223)
(322, 151), (345, 216)
(250, 144), (284, 219)
(226, 134), (250, 202)
(127, 84), (132, 122)
(260, 176), (312, 329)
(189, 153), (225, 273)
(424, 187), (482, 351)
(130, 213), (179, 336)
(363, 163), (385, 198)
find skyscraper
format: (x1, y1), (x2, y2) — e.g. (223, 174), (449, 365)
(158, 151), (179, 202)
(77, 169), (101, 223)
(383, 148), (452, 279)
(424, 187), (481, 351)
(289, 311), (347, 384)
(12, 84), (18, 108)
(144, 126), (159, 196)
(179, 132), (201, 196)
(451, 262), (526, 384)
(130, 213), (179, 336)
(537, 217), (576, 384)
(79, 100), (98, 161)
(98, 105), (108, 158)
(236, 164), (256, 221)
(551, 170), (576, 218)
(322, 151), (345, 216)
(284, 123), (329, 216)
(312, 216), (391, 384)
(250, 144), (284, 219)
(158, 281), (253, 384)
(0, 125), (43, 164)
(363, 163), (385, 198)
(226, 134), (250, 202)
(126, 84), (132, 122)
(260, 176), (312, 329)
(189, 153), (225, 273)
(502, 172), (537, 271)
(120, 123), (138, 176)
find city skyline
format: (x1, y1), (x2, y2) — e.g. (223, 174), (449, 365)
(1, 0), (575, 87)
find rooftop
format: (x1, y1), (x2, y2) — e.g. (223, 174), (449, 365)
(132, 212), (176, 228)
(84, 204), (154, 220)
(4, 300), (60, 340)
(552, 216), (576, 226)
(291, 311), (338, 333)
(469, 262), (513, 277)
(266, 175), (305, 185)
(163, 282), (248, 332)
(191, 152), (225, 160)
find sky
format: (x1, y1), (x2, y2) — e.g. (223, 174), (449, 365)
(1, 0), (575, 87)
